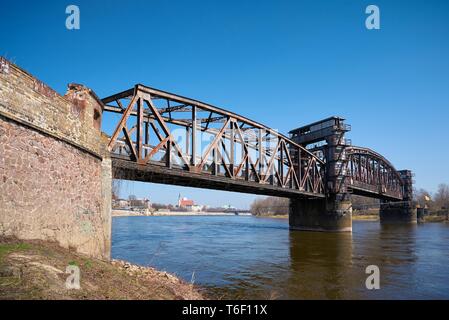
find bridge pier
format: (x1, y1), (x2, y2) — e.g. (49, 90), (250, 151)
(289, 195), (352, 232)
(379, 201), (417, 224)
(379, 170), (416, 224)
(289, 117), (352, 232)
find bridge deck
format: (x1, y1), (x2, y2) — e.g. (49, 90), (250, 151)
(112, 157), (325, 199)
(349, 185), (403, 201)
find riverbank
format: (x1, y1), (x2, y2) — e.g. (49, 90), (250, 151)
(421, 215), (448, 223)
(254, 214), (288, 219)
(352, 214), (379, 221)
(254, 214), (381, 221)
(0, 237), (204, 300)
(112, 209), (247, 217)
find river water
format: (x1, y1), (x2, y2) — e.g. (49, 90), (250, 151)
(112, 216), (449, 299)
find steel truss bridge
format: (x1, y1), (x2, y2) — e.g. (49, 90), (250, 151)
(345, 146), (404, 201)
(102, 84), (406, 201)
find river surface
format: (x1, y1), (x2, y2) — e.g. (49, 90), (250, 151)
(112, 216), (449, 299)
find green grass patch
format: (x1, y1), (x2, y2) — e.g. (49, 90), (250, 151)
(0, 275), (22, 287)
(0, 243), (32, 264)
(83, 259), (93, 269)
(68, 260), (78, 266)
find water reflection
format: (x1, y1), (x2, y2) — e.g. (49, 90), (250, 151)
(287, 231), (353, 299)
(373, 223), (418, 299)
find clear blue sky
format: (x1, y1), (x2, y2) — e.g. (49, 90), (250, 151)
(1, 0), (448, 208)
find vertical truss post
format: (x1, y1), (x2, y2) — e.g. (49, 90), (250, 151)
(213, 146), (218, 175)
(350, 156), (354, 180)
(186, 126), (190, 156)
(166, 139), (171, 168)
(270, 137), (275, 186)
(280, 142), (284, 187)
(144, 121), (149, 159)
(259, 128), (264, 178)
(191, 105), (197, 166)
(297, 147), (302, 189)
(358, 154), (362, 181)
(244, 136), (249, 181)
(137, 97), (144, 163)
(230, 121), (235, 176)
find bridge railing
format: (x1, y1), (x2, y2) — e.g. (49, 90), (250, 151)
(101, 85), (326, 196)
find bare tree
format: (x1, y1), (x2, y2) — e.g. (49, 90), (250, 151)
(434, 183), (449, 210)
(112, 179), (122, 200)
(250, 197), (289, 216)
(351, 195), (379, 208)
(414, 188), (433, 209)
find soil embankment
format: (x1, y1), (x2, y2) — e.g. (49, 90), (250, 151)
(0, 237), (204, 300)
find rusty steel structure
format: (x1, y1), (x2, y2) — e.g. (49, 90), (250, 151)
(345, 146), (404, 200)
(102, 85), (326, 198)
(289, 116), (408, 202)
(102, 85), (409, 203)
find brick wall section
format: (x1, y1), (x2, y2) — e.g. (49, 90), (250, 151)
(0, 58), (102, 156)
(0, 58), (111, 260)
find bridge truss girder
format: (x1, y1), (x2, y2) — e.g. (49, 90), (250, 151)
(102, 85), (326, 198)
(345, 146), (404, 200)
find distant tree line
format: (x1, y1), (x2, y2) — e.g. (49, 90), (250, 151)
(250, 183), (449, 217)
(250, 196), (381, 216)
(351, 195), (380, 215)
(250, 197), (289, 216)
(414, 183), (449, 214)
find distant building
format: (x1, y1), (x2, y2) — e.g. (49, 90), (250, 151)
(113, 199), (130, 209)
(130, 198), (152, 209)
(178, 194), (194, 208)
(189, 205), (203, 212)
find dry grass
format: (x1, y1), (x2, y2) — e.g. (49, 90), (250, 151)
(422, 215), (447, 223)
(255, 214), (288, 219)
(0, 237), (205, 300)
(352, 215), (379, 221)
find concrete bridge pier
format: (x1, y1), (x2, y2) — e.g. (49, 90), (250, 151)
(379, 170), (417, 224)
(379, 201), (417, 224)
(289, 195), (352, 232)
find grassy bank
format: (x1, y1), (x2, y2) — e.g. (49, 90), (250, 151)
(0, 237), (204, 300)
(421, 215), (448, 223)
(253, 214), (449, 223)
(352, 215), (379, 221)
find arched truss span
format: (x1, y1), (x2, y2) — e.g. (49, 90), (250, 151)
(346, 146), (404, 200)
(102, 85), (326, 198)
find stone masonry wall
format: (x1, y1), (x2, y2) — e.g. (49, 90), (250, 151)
(0, 57), (102, 156)
(0, 58), (111, 260)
